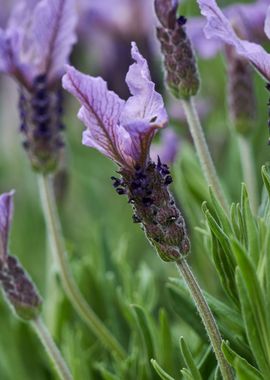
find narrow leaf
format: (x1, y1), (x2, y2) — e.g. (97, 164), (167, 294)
(151, 359), (175, 380)
(180, 337), (203, 380)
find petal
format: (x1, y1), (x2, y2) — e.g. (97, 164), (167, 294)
(0, 29), (13, 73)
(121, 42), (168, 129)
(31, 0), (78, 83)
(62, 65), (133, 166)
(265, 6), (270, 40)
(198, 0), (270, 81)
(0, 191), (15, 261)
(150, 128), (180, 164)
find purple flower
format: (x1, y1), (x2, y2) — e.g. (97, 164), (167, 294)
(197, 0), (270, 82)
(0, 0), (77, 90)
(150, 129), (181, 165)
(62, 42), (168, 171)
(0, 190), (42, 320)
(190, 0), (268, 59)
(0, 191), (14, 261)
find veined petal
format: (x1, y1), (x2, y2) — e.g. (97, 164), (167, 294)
(198, 0), (270, 81)
(62, 65), (133, 166)
(0, 191), (15, 261)
(32, 0), (78, 83)
(122, 42), (168, 129)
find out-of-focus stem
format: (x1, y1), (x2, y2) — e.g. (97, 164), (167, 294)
(38, 174), (126, 360)
(182, 97), (228, 210)
(176, 258), (234, 380)
(32, 317), (73, 380)
(238, 135), (258, 214)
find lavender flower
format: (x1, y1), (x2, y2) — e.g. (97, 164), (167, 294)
(0, 191), (42, 320)
(63, 42), (190, 262)
(189, 0), (268, 59)
(154, 0), (200, 99)
(0, 0), (77, 172)
(197, 0), (270, 83)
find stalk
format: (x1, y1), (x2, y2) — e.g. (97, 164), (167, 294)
(238, 135), (258, 214)
(176, 258), (234, 380)
(182, 97), (228, 210)
(38, 174), (126, 360)
(32, 317), (73, 380)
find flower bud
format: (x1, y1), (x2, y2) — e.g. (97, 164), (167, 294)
(155, 0), (200, 99)
(0, 255), (42, 320)
(113, 159), (190, 262)
(19, 74), (65, 173)
(225, 45), (256, 136)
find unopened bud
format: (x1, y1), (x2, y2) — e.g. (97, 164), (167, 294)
(155, 0), (200, 99)
(225, 45), (256, 135)
(0, 255), (42, 320)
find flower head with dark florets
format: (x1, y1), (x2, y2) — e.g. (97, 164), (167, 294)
(62, 42), (190, 262)
(0, 0), (77, 172)
(0, 191), (42, 320)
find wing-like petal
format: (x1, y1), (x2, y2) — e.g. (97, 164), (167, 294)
(198, 0), (270, 81)
(122, 42), (168, 127)
(0, 191), (15, 261)
(32, 0), (77, 83)
(62, 66), (133, 166)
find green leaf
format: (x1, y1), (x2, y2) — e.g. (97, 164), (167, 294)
(131, 305), (156, 362)
(159, 309), (174, 374)
(209, 187), (232, 233)
(180, 337), (203, 380)
(235, 265), (270, 376)
(96, 364), (120, 380)
(180, 368), (193, 380)
(150, 359), (175, 380)
(240, 184), (260, 264)
(261, 165), (270, 198)
(222, 342), (262, 380)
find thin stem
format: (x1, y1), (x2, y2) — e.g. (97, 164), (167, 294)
(238, 135), (258, 214)
(32, 317), (73, 380)
(38, 174), (126, 360)
(182, 97), (228, 210)
(176, 258), (234, 380)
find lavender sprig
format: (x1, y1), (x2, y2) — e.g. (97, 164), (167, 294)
(62, 43), (233, 378)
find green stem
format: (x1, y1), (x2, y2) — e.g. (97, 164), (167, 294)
(182, 97), (228, 210)
(38, 174), (126, 360)
(176, 258), (234, 380)
(32, 317), (73, 380)
(238, 135), (258, 214)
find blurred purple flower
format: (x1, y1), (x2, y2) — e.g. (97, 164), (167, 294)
(190, 0), (268, 59)
(0, 0), (77, 89)
(151, 129), (180, 165)
(0, 191), (14, 261)
(62, 42), (168, 171)
(197, 0), (270, 81)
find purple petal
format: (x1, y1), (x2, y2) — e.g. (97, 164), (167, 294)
(197, 0), (270, 81)
(0, 191), (15, 261)
(62, 65), (134, 167)
(32, 0), (78, 83)
(0, 29), (13, 73)
(265, 6), (270, 40)
(150, 128), (181, 165)
(120, 42), (168, 165)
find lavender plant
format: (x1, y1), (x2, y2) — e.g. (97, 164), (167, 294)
(0, 0), (270, 380)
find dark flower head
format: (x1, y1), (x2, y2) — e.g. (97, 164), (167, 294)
(197, 0), (270, 82)
(62, 42), (168, 171)
(0, 0), (77, 90)
(0, 191), (42, 320)
(0, 0), (78, 173)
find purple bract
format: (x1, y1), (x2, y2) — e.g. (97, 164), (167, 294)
(0, 0), (77, 90)
(62, 42), (168, 171)
(197, 0), (270, 81)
